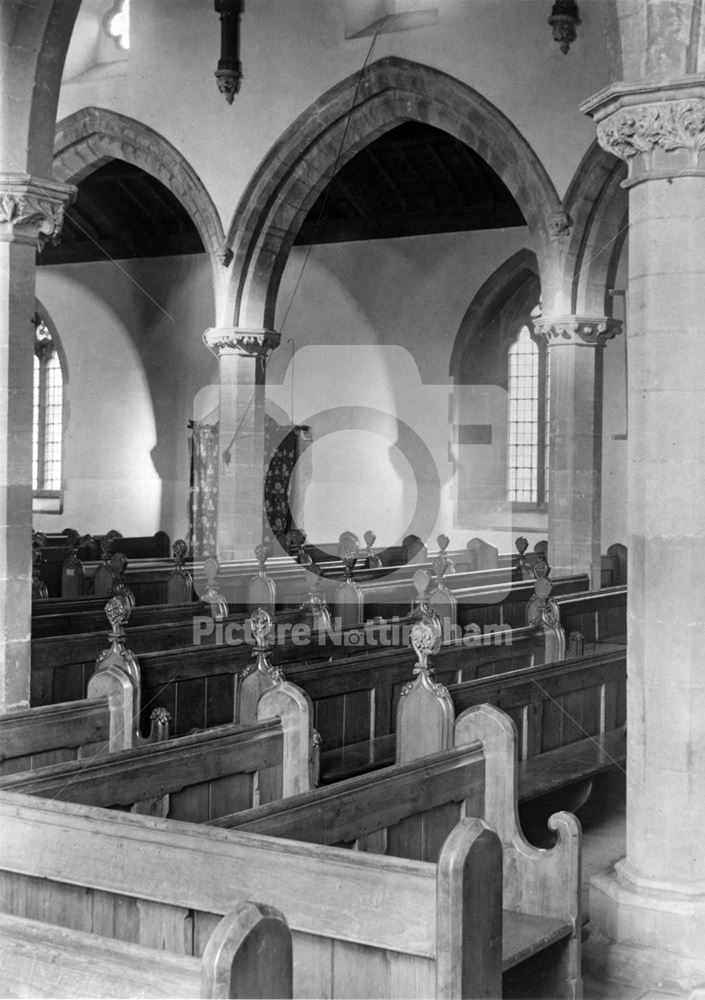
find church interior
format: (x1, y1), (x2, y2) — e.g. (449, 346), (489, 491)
(1, 0), (705, 997)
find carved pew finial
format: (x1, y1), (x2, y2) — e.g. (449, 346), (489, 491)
(300, 565), (332, 631)
(167, 538), (194, 604)
(248, 544), (276, 613)
(432, 533), (455, 584)
(95, 595), (142, 738)
(237, 608), (285, 723)
(515, 536), (534, 580)
(109, 552), (135, 608)
(363, 529), (382, 568)
(173, 537), (188, 566)
(31, 545), (49, 600)
(202, 555), (229, 621)
(338, 531), (359, 584)
(410, 569), (441, 624)
(250, 608), (284, 680)
(396, 618), (453, 763)
(526, 564), (566, 660)
(333, 532), (364, 629)
(409, 617), (442, 675)
(427, 540), (458, 638)
(148, 706), (172, 742)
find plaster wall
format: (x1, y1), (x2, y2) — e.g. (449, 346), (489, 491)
(268, 226), (542, 547)
(33, 254), (215, 540)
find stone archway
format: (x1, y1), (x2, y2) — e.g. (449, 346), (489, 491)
(224, 56), (561, 330)
(53, 107), (224, 281)
(563, 140), (628, 317)
(449, 247), (540, 382)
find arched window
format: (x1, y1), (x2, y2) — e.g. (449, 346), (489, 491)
(507, 323), (548, 505)
(32, 314), (65, 510)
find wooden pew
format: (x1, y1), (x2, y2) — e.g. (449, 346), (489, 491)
(0, 664), (134, 777)
(553, 584), (626, 646)
(30, 559), (559, 637)
(32, 598), (207, 638)
(0, 680), (313, 817)
(447, 648), (627, 806)
(0, 903), (292, 999)
(30, 594), (323, 708)
(215, 702), (582, 999)
(393, 619), (626, 815)
(315, 614), (625, 789)
(30, 576), (612, 768)
(0, 708), (579, 998)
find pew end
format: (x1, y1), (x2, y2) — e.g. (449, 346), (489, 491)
(455, 704), (582, 1000)
(0, 901), (293, 999)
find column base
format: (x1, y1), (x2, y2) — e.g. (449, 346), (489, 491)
(588, 861), (705, 993)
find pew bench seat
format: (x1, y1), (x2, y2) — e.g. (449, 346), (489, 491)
(518, 726), (626, 802)
(502, 910), (574, 972)
(319, 725), (626, 799)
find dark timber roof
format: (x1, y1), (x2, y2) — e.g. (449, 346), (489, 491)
(38, 159), (203, 265)
(294, 121), (526, 245)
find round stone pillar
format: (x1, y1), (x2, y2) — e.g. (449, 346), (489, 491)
(533, 315), (620, 588)
(581, 81), (705, 989)
(203, 327), (280, 561)
(0, 174), (75, 709)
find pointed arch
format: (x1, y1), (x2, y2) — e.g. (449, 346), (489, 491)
(563, 140), (628, 317)
(53, 107), (224, 269)
(450, 248), (540, 383)
(225, 57), (560, 330)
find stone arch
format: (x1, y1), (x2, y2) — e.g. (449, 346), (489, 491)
(450, 248), (540, 384)
(225, 56), (560, 330)
(53, 107), (224, 270)
(563, 140), (628, 317)
(1, 1), (81, 177)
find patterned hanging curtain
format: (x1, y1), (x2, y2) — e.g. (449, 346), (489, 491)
(263, 418), (301, 545)
(189, 421), (219, 557)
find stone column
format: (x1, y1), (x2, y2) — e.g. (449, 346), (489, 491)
(533, 315), (620, 588)
(581, 81), (705, 989)
(203, 327), (279, 561)
(0, 174), (74, 710)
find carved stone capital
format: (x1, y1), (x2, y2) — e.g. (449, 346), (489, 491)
(203, 326), (281, 359)
(581, 80), (705, 187)
(0, 174), (76, 248)
(533, 315), (622, 346)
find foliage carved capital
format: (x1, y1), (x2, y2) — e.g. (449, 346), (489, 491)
(203, 326), (281, 359)
(581, 80), (705, 187)
(533, 315), (622, 346)
(0, 174), (76, 248)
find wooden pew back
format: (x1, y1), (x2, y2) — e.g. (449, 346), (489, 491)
(0, 665), (133, 777)
(0, 787), (501, 999)
(0, 903), (292, 999)
(216, 704), (582, 998)
(0, 681), (313, 818)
